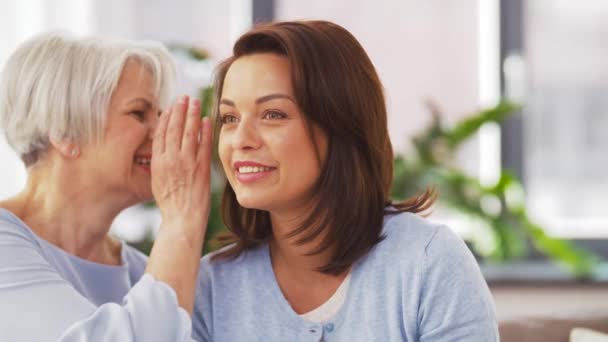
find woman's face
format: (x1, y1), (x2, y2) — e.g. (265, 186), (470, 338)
(79, 60), (160, 204)
(218, 53), (327, 215)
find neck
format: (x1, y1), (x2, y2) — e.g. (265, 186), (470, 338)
(269, 208), (335, 277)
(268, 208), (350, 314)
(2, 165), (133, 263)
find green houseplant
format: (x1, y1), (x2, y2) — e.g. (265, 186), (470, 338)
(391, 101), (598, 277)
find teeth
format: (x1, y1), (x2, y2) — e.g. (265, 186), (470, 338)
(135, 157), (151, 166)
(238, 166), (272, 174)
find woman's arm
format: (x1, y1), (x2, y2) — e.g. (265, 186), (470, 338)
(146, 95), (212, 315)
(417, 225), (499, 342)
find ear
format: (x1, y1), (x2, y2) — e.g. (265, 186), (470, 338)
(49, 136), (80, 159)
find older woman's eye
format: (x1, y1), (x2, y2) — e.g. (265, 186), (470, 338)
(130, 110), (145, 121)
(263, 110), (287, 120)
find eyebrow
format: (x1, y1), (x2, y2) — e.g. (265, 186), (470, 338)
(126, 98), (153, 108)
(220, 93), (296, 107)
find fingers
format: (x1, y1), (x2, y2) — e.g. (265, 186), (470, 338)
(153, 108), (171, 154)
(197, 117), (213, 171)
(181, 98), (201, 157)
(166, 95), (189, 154)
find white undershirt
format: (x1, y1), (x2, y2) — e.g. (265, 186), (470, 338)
(299, 272), (352, 323)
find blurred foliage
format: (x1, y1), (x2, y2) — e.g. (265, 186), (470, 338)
(167, 44), (210, 61)
(391, 101), (599, 277)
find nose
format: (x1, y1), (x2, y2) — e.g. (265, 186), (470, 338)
(148, 110), (161, 140)
(232, 115), (261, 150)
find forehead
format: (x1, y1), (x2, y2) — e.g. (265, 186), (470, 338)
(223, 53), (293, 97)
(113, 60), (157, 101)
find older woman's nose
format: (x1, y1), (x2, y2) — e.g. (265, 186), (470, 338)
(148, 110), (162, 140)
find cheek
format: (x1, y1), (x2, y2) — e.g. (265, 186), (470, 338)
(218, 134), (232, 176)
(268, 130), (293, 165)
(274, 129), (320, 178)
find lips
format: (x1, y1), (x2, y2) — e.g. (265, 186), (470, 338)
(234, 161), (275, 171)
(237, 165), (274, 173)
(134, 154), (152, 172)
(233, 161), (276, 183)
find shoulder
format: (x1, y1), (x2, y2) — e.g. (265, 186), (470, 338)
(195, 243), (267, 324)
(373, 211), (473, 267)
(0, 208), (39, 248)
(195, 244), (264, 341)
(0, 208), (57, 284)
(378, 211), (445, 254)
(381, 213), (486, 295)
(200, 243), (265, 278)
(198, 244), (270, 294)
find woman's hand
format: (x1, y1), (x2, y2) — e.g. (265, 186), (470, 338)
(151, 95), (212, 238)
(146, 95), (212, 315)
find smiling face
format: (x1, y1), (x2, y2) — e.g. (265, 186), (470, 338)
(78, 59), (161, 204)
(218, 53), (327, 215)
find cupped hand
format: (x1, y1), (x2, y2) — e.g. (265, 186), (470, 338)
(151, 95), (213, 229)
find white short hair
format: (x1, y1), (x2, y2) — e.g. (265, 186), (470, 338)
(0, 32), (176, 166)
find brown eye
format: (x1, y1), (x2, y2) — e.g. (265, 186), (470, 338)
(263, 110), (287, 120)
(130, 110), (145, 121)
(220, 114), (238, 124)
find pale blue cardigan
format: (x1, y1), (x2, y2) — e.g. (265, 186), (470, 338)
(192, 211), (499, 341)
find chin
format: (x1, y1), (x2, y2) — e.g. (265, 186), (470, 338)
(140, 194), (155, 203)
(234, 193), (272, 211)
(132, 188), (154, 203)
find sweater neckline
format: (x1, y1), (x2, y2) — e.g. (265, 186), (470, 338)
(0, 207), (128, 270)
(259, 242), (360, 332)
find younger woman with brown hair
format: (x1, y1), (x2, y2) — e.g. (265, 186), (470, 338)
(193, 20), (498, 341)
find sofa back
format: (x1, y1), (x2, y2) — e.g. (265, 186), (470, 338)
(499, 314), (608, 342)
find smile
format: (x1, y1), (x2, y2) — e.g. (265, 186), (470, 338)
(134, 154), (152, 173)
(134, 157), (151, 166)
(234, 161), (276, 183)
(237, 166), (273, 173)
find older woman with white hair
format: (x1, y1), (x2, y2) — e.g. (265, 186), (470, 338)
(0, 33), (212, 340)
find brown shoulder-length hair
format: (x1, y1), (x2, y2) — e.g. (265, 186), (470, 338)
(211, 20), (436, 274)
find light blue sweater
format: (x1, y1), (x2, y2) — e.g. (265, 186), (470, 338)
(192, 212), (499, 341)
(0, 208), (194, 341)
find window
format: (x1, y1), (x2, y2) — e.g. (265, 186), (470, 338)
(503, 0), (608, 240)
